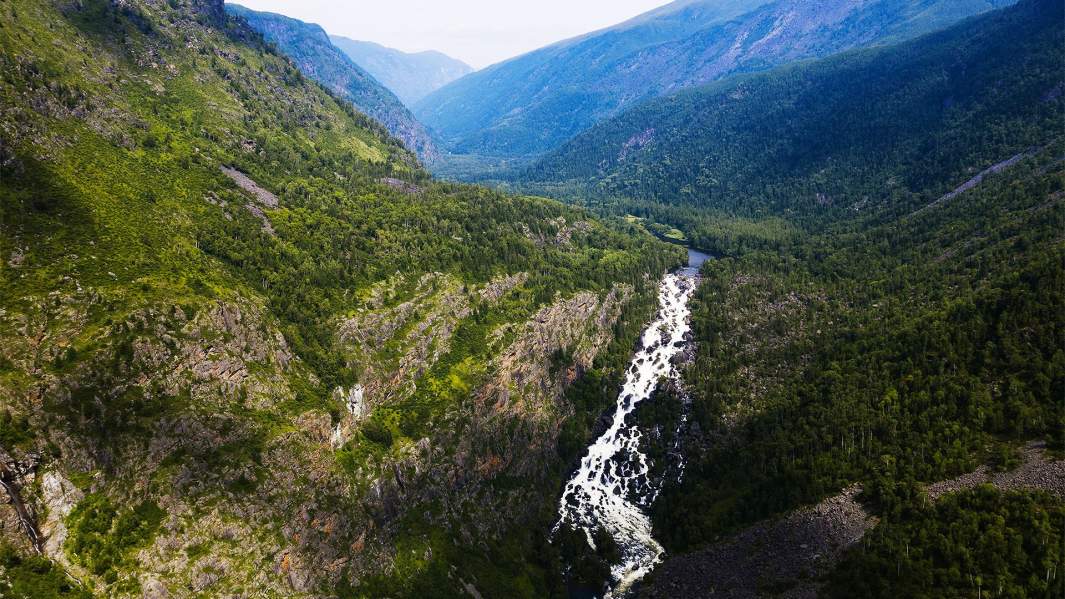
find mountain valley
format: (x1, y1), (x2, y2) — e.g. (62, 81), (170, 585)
(415, 0), (1018, 167)
(0, 0), (1061, 598)
(328, 37), (471, 107)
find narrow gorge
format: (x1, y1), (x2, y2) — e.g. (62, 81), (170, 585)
(556, 249), (708, 597)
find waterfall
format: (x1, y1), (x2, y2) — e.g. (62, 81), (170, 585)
(556, 249), (705, 597)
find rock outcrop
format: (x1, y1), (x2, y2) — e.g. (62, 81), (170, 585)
(486, 285), (629, 419)
(39, 470), (83, 563)
(644, 443), (1065, 598)
(0, 451), (43, 555)
(925, 441), (1065, 500)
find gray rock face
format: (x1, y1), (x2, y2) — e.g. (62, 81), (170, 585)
(195, 0), (224, 23)
(926, 441), (1065, 500)
(642, 485), (875, 599)
(141, 578), (170, 599)
(645, 443), (1065, 597)
(40, 470), (83, 561)
(221, 166), (280, 208)
(471, 284), (633, 479)
(478, 272), (529, 303)
(0, 270), (645, 596)
(335, 273), (471, 413)
(335, 384), (366, 419)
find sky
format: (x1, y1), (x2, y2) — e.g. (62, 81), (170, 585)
(225, 0), (674, 69)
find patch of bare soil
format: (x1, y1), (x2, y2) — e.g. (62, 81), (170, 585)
(641, 442), (1064, 598)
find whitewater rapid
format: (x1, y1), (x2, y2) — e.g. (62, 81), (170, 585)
(556, 251), (704, 597)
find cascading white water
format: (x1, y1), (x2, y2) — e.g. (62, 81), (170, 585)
(555, 250), (705, 597)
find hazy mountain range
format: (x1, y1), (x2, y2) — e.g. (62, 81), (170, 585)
(522, 0), (1058, 218)
(329, 36), (472, 106)
(415, 0), (1017, 159)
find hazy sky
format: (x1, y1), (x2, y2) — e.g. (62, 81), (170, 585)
(226, 0), (673, 69)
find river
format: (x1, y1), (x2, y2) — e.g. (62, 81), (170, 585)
(555, 248), (708, 597)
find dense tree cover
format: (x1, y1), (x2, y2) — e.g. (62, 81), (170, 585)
(2, 0), (1060, 595)
(0, 543), (90, 599)
(652, 145), (1064, 551)
(65, 495), (164, 584)
(827, 488), (1064, 598)
(196, 174), (679, 391)
(515, 0), (1065, 590)
(521, 0), (1063, 229)
(0, 0), (681, 595)
(436, 1), (1065, 592)
(0, 0), (677, 424)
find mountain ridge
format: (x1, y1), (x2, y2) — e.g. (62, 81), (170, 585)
(329, 35), (472, 106)
(416, 0), (1017, 161)
(0, 0), (680, 596)
(521, 0), (1060, 235)
(226, 4), (439, 161)
(1, 0), (1062, 597)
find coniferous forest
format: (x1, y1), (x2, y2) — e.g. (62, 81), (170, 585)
(526, 0), (1065, 594)
(0, 0), (1061, 597)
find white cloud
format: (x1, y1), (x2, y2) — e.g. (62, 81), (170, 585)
(225, 0), (673, 69)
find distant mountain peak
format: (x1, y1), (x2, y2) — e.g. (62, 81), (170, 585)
(329, 36), (473, 106)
